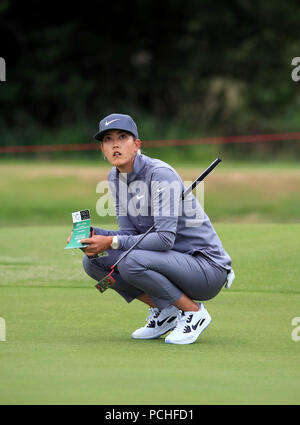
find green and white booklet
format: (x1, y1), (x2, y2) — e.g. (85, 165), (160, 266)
(65, 209), (91, 249)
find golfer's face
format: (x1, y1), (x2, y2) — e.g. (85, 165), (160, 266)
(101, 130), (140, 172)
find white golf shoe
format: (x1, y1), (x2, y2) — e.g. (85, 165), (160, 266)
(131, 305), (180, 339)
(165, 302), (211, 345)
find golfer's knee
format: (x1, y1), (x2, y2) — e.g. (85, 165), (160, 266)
(82, 254), (103, 278)
(82, 254), (108, 281)
(82, 254), (93, 276)
(118, 251), (144, 280)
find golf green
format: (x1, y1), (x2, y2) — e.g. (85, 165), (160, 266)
(0, 224), (299, 404)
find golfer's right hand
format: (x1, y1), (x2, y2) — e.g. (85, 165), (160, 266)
(66, 231), (73, 244)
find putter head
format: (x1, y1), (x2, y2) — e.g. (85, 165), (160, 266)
(95, 269), (116, 293)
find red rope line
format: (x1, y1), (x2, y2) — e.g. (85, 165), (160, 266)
(1, 132), (300, 153)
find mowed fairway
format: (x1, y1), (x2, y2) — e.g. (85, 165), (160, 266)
(0, 223), (299, 404)
(0, 160), (300, 404)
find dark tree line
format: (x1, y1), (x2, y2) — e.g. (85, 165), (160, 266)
(1, 0), (300, 146)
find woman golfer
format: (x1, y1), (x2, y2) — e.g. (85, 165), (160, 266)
(76, 113), (233, 345)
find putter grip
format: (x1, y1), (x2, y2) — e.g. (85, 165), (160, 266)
(182, 158), (222, 199)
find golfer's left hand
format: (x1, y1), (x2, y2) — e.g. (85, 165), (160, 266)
(80, 235), (113, 256)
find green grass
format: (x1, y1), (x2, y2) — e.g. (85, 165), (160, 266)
(0, 223), (299, 404)
(1, 160), (300, 226)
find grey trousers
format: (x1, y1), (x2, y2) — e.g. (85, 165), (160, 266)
(83, 249), (228, 310)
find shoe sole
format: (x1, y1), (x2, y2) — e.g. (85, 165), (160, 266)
(165, 313), (212, 345)
(131, 325), (177, 340)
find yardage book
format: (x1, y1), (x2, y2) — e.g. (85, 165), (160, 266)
(64, 209), (91, 249)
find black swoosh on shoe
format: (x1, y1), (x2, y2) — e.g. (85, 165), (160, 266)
(157, 317), (170, 326)
(192, 318), (205, 331)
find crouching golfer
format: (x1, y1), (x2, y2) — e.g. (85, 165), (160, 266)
(71, 113), (234, 345)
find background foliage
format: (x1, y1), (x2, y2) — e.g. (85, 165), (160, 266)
(1, 0), (300, 159)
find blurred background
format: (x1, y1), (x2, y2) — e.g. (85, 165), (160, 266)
(1, 0), (300, 226)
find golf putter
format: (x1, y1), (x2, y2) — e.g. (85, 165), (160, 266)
(95, 157), (222, 293)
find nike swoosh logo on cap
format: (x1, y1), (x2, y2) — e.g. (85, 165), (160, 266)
(104, 118), (120, 126)
(136, 195), (144, 200)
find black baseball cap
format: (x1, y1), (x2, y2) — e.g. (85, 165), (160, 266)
(94, 113), (139, 141)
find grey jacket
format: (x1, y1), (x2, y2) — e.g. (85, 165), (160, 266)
(94, 154), (232, 271)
